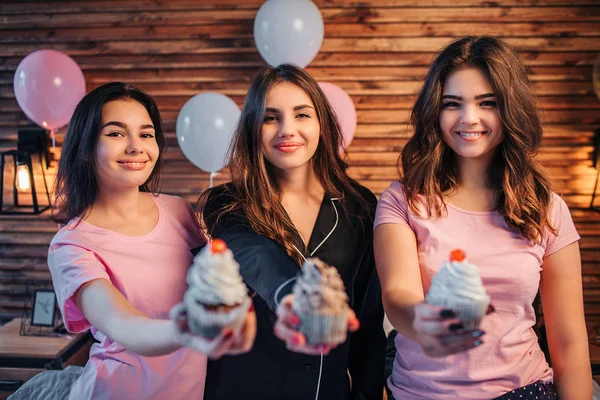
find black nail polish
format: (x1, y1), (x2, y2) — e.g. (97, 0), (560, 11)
(472, 330), (485, 338)
(440, 309), (455, 318)
(449, 323), (463, 331)
(473, 339), (483, 346)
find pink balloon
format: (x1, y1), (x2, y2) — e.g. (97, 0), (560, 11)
(318, 82), (357, 150)
(13, 49), (86, 133)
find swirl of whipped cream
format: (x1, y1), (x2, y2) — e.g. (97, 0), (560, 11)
(292, 258), (348, 313)
(426, 259), (489, 304)
(186, 245), (248, 306)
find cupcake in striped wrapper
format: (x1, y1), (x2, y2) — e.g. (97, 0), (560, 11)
(426, 249), (490, 330)
(292, 258), (349, 346)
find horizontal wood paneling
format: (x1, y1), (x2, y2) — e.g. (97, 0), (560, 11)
(2, 38), (600, 57)
(3, 23), (600, 43)
(1, 7), (599, 30)
(0, 0), (599, 337)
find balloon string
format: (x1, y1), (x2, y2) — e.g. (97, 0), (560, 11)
(50, 129), (56, 148)
(209, 171), (217, 188)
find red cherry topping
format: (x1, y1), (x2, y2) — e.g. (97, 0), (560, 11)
(211, 239), (227, 253)
(449, 249), (466, 262)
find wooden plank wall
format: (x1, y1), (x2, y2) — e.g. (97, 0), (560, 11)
(0, 0), (599, 335)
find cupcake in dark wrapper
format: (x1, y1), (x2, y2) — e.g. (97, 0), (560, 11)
(291, 258), (349, 346)
(183, 239), (250, 338)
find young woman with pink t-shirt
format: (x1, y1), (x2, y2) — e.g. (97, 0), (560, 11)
(374, 37), (591, 400)
(9, 82), (256, 400)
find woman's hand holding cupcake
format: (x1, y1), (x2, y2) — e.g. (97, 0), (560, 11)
(274, 294), (359, 355)
(170, 239), (257, 359)
(411, 302), (485, 357)
(170, 302), (256, 359)
(274, 258), (360, 355)
(415, 249), (491, 357)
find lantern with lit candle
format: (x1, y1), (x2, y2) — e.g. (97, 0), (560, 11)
(0, 129), (51, 214)
(16, 161), (31, 192)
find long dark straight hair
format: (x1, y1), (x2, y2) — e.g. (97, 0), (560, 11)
(199, 64), (369, 265)
(401, 36), (555, 242)
(52, 82), (166, 224)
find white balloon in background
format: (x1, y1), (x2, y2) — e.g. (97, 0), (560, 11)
(176, 92), (241, 173)
(253, 0), (324, 68)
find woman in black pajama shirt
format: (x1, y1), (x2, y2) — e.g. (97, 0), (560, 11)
(198, 64), (386, 400)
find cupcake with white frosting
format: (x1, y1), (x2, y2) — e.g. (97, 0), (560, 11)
(183, 239), (250, 338)
(292, 258), (349, 345)
(426, 249), (490, 330)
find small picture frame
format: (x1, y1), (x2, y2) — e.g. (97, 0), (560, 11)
(20, 281), (62, 336)
(31, 290), (57, 327)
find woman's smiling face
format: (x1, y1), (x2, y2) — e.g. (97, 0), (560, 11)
(260, 81), (321, 174)
(94, 99), (159, 191)
(439, 67), (505, 165)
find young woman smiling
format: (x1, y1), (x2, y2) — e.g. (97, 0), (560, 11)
(199, 64), (386, 400)
(374, 36), (591, 400)
(8, 83), (256, 400)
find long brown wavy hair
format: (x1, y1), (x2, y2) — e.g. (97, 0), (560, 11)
(199, 64), (369, 265)
(401, 36), (556, 243)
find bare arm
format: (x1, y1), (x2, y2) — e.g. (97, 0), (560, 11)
(540, 242), (592, 399)
(373, 223), (424, 341)
(76, 279), (256, 358)
(76, 278), (184, 356)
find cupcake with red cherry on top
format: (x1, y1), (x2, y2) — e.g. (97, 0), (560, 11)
(183, 239), (251, 338)
(426, 249), (490, 330)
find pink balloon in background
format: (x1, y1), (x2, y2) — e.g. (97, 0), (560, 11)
(318, 82), (357, 150)
(13, 49), (86, 134)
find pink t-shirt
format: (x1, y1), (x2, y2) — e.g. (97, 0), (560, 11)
(48, 194), (207, 400)
(375, 181), (580, 400)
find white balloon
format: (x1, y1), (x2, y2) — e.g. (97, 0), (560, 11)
(253, 0), (324, 68)
(176, 92), (241, 173)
